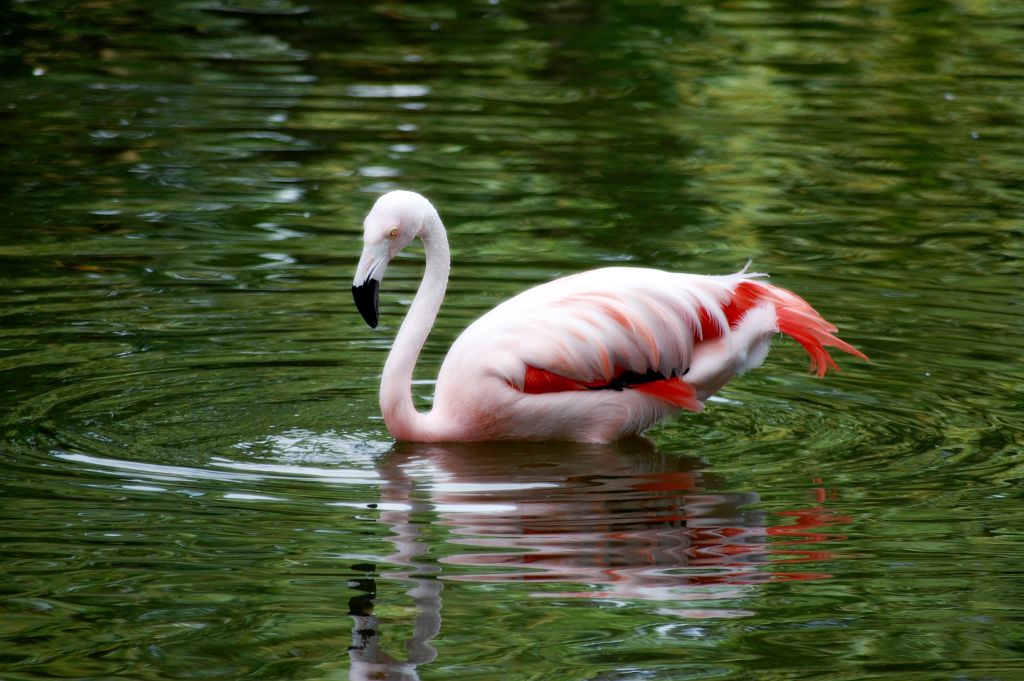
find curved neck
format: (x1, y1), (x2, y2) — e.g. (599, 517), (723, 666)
(380, 212), (450, 441)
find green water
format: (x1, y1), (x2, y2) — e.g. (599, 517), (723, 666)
(2, 1), (1023, 679)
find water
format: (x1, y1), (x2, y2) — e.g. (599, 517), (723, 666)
(2, 1), (1023, 679)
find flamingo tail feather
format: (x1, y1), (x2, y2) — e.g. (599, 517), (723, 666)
(738, 281), (868, 377)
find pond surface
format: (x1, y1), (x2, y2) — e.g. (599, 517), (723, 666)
(2, 1), (1023, 679)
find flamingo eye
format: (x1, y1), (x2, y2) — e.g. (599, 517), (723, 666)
(388, 227), (400, 238)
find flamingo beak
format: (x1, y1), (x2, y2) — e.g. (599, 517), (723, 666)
(352, 278), (379, 328)
(353, 244), (388, 328)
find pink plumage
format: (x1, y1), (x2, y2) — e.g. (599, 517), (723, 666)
(352, 191), (867, 443)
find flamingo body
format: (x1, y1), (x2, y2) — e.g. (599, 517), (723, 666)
(353, 191), (865, 443)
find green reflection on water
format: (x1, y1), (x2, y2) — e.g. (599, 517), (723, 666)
(2, 1), (1023, 680)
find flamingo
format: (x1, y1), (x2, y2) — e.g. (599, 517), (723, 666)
(352, 190), (866, 443)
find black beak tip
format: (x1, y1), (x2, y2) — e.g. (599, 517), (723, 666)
(352, 280), (380, 328)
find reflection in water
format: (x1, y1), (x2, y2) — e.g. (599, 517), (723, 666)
(345, 439), (848, 677)
(345, 565), (429, 681)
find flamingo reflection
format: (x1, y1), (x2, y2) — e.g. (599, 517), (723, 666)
(343, 439), (848, 677)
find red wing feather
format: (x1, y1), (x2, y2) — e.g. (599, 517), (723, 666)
(522, 365), (703, 412)
(633, 378), (703, 412)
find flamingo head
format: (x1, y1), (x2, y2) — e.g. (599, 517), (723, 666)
(352, 190), (436, 328)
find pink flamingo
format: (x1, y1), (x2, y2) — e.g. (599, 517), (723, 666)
(352, 191), (866, 443)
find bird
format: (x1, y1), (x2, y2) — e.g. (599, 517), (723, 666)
(352, 190), (867, 443)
